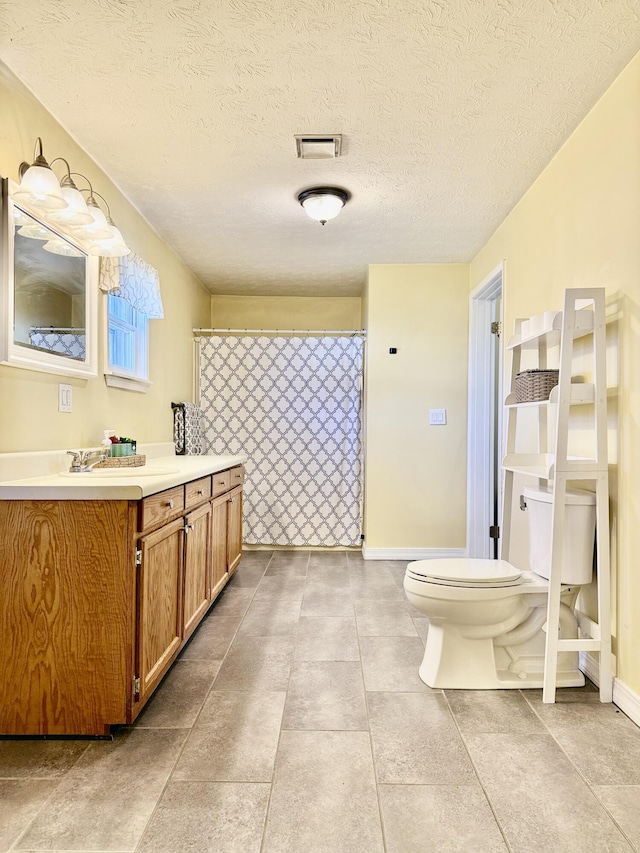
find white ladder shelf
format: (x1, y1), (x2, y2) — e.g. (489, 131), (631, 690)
(501, 288), (612, 704)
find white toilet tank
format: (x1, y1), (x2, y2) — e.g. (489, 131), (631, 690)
(522, 486), (596, 584)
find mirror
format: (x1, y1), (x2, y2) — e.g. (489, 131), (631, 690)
(1, 178), (98, 377)
(13, 207), (87, 361)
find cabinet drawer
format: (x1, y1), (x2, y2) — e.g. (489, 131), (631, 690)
(211, 470), (231, 498)
(139, 486), (185, 532)
(185, 476), (212, 509)
(228, 465), (245, 487)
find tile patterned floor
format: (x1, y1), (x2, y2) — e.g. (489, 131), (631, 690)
(2, 550), (640, 852)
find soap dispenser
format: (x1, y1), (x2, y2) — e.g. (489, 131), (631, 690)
(101, 430), (114, 456)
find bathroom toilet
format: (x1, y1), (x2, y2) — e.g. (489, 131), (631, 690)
(404, 486), (596, 689)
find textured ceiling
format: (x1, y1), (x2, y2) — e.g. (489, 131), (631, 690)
(2, 1), (640, 296)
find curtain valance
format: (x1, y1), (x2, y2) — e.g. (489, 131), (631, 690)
(99, 252), (164, 319)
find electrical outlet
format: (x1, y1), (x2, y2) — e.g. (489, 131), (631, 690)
(58, 384), (72, 413)
(429, 408), (446, 425)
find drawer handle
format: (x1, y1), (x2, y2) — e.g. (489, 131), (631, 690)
(184, 523), (194, 533)
(165, 500), (174, 509)
(218, 480), (225, 485)
(234, 474), (241, 479)
(197, 489), (204, 495)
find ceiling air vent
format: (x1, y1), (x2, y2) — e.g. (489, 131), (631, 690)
(295, 135), (342, 159)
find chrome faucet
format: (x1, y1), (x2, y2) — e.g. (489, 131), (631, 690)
(66, 449), (108, 473)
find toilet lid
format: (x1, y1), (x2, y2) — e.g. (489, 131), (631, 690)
(407, 559), (522, 588)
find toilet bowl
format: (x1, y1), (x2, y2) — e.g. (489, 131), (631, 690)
(404, 486), (596, 690)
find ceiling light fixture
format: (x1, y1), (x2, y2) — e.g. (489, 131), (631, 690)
(297, 187), (350, 225)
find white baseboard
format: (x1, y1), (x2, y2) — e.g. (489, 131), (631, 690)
(613, 679), (640, 727)
(579, 651), (598, 686)
(580, 652), (640, 728)
(361, 547), (467, 561)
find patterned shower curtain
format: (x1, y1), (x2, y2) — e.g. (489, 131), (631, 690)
(199, 335), (363, 547)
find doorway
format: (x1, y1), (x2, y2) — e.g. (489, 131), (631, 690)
(466, 263), (504, 559)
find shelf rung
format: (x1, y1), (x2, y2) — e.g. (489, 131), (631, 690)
(557, 639), (602, 652)
(507, 308), (595, 350)
(575, 611), (601, 640)
(504, 383), (595, 408)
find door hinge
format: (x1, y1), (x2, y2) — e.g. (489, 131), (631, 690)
(135, 548), (142, 566)
(489, 525), (500, 539)
(133, 676), (141, 696)
(491, 321), (502, 337)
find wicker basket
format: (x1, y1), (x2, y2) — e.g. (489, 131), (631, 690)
(93, 454), (147, 469)
(514, 369), (559, 403)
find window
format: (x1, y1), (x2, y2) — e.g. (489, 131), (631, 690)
(100, 252), (163, 392)
(104, 292), (150, 391)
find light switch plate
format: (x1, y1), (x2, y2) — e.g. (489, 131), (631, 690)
(58, 384), (72, 413)
(429, 408), (446, 425)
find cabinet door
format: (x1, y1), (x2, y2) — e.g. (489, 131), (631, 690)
(183, 502), (212, 641)
(136, 517), (184, 705)
(211, 492), (229, 598)
(227, 485), (243, 575)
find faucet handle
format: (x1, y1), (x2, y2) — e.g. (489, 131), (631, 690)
(67, 450), (82, 472)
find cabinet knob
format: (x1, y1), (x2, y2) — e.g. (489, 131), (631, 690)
(230, 497), (235, 503)
(166, 500), (174, 509)
(197, 489), (204, 495)
(185, 523), (194, 532)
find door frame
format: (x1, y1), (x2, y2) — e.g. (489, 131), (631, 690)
(466, 262), (504, 558)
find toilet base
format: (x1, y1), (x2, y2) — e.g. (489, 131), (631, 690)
(418, 622), (585, 690)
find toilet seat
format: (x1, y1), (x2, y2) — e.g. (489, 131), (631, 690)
(407, 558), (523, 589)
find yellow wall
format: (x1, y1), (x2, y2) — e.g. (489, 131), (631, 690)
(364, 264), (469, 550)
(210, 295), (362, 330)
(0, 62), (210, 452)
(471, 52), (640, 693)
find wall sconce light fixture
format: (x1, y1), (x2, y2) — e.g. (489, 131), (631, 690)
(13, 138), (67, 210)
(12, 137), (130, 257)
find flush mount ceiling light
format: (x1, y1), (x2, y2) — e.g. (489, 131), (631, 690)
(297, 187), (350, 225)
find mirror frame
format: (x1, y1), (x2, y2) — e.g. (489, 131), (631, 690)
(0, 176), (98, 378)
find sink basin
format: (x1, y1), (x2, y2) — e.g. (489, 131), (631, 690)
(59, 467), (179, 478)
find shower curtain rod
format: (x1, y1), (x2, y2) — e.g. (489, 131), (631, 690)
(193, 328), (367, 337)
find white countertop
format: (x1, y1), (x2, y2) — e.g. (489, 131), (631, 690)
(0, 454), (247, 500)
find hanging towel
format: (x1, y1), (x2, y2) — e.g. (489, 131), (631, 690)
(172, 402), (204, 455)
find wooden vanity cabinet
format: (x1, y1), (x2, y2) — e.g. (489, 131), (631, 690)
(136, 517), (184, 706)
(182, 501), (213, 642)
(0, 499), (136, 736)
(209, 468), (244, 595)
(130, 465), (245, 720)
(211, 492), (231, 597)
(227, 485), (243, 575)
(0, 463), (244, 735)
